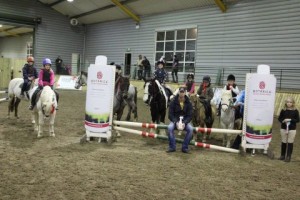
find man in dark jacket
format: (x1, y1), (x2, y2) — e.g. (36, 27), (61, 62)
(167, 86), (193, 153)
(55, 56), (63, 74)
(142, 56), (151, 78)
(20, 56), (38, 96)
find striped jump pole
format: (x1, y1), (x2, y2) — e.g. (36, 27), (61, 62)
(113, 120), (242, 135)
(113, 126), (239, 154)
(0, 97), (8, 102)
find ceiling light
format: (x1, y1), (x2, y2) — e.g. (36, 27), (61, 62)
(135, 23), (140, 29)
(67, 0), (74, 2)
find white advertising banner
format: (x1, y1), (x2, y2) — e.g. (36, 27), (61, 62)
(85, 59), (115, 133)
(244, 73), (276, 144)
(56, 75), (79, 90)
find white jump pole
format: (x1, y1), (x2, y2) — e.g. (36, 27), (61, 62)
(113, 120), (242, 135)
(0, 91), (8, 94)
(114, 126), (239, 154)
(0, 97), (8, 102)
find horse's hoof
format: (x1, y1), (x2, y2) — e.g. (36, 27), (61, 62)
(37, 135), (42, 138)
(50, 133), (55, 137)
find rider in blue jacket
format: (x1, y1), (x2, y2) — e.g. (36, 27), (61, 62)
(153, 60), (168, 84)
(21, 56), (38, 97)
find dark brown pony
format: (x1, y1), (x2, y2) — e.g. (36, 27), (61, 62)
(189, 94), (216, 142)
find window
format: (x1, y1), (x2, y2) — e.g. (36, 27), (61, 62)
(27, 42), (33, 57)
(155, 28), (197, 73)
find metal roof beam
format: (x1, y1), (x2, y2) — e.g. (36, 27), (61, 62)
(214, 0), (227, 13)
(71, 0), (138, 19)
(49, 0), (65, 7)
(111, 0), (140, 23)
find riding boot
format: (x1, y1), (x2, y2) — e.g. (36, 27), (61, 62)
(285, 143), (293, 162)
(29, 89), (39, 110)
(278, 142), (286, 160)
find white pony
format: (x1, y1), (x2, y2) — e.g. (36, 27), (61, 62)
(7, 78), (38, 119)
(33, 86), (57, 138)
(220, 89), (235, 147)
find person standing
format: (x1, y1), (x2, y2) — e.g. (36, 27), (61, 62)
(55, 56), (63, 74)
(20, 56), (38, 97)
(136, 55), (143, 80)
(142, 56), (151, 79)
(278, 97), (299, 162)
(167, 86), (193, 153)
(171, 55), (179, 83)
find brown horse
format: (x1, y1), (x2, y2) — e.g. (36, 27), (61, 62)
(189, 94), (216, 142)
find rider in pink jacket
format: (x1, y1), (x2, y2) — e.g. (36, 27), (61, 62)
(38, 64), (55, 88)
(29, 58), (59, 110)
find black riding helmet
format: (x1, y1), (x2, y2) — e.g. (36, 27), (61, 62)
(157, 60), (165, 66)
(203, 75), (211, 83)
(227, 74), (235, 81)
(187, 73), (194, 79)
(115, 64), (121, 70)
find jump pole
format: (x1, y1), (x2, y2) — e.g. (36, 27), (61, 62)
(113, 126), (239, 154)
(0, 97), (8, 102)
(113, 120), (242, 135)
(0, 91), (8, 94)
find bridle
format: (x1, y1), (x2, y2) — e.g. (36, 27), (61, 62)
(221, 97), (234, 111)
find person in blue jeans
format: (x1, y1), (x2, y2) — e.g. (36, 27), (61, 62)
(167, 86), (193, 153)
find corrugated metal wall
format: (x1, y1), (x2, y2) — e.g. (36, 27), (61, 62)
(84, 0), (300, 89)
(0, 0), (84, 74)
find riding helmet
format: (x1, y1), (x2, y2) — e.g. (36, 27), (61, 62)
(227, 74), (235, 81)
(43, 58), (52, 66)
(27, 56), (34, 62)
(187, 73), (194, 79)
(203, 75), (211, 83)
(116, 64), (121, 70)
(157, 60), (165, 66)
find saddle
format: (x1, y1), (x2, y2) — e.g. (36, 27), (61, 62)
(19, 80), (33, 91)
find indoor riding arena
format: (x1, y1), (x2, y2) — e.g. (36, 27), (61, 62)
(1, 0), (300, 199)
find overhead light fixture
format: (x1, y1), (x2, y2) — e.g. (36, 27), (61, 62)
(135, 23), (140, 29)
(67, 0), (74, 2)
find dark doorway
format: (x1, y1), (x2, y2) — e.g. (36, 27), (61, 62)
(124, 53), (131, 76)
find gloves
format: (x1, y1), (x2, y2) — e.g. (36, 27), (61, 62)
(283, 119), (291, 123)
(176, 122), (185, 131)
(39, 85), (43, 89)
